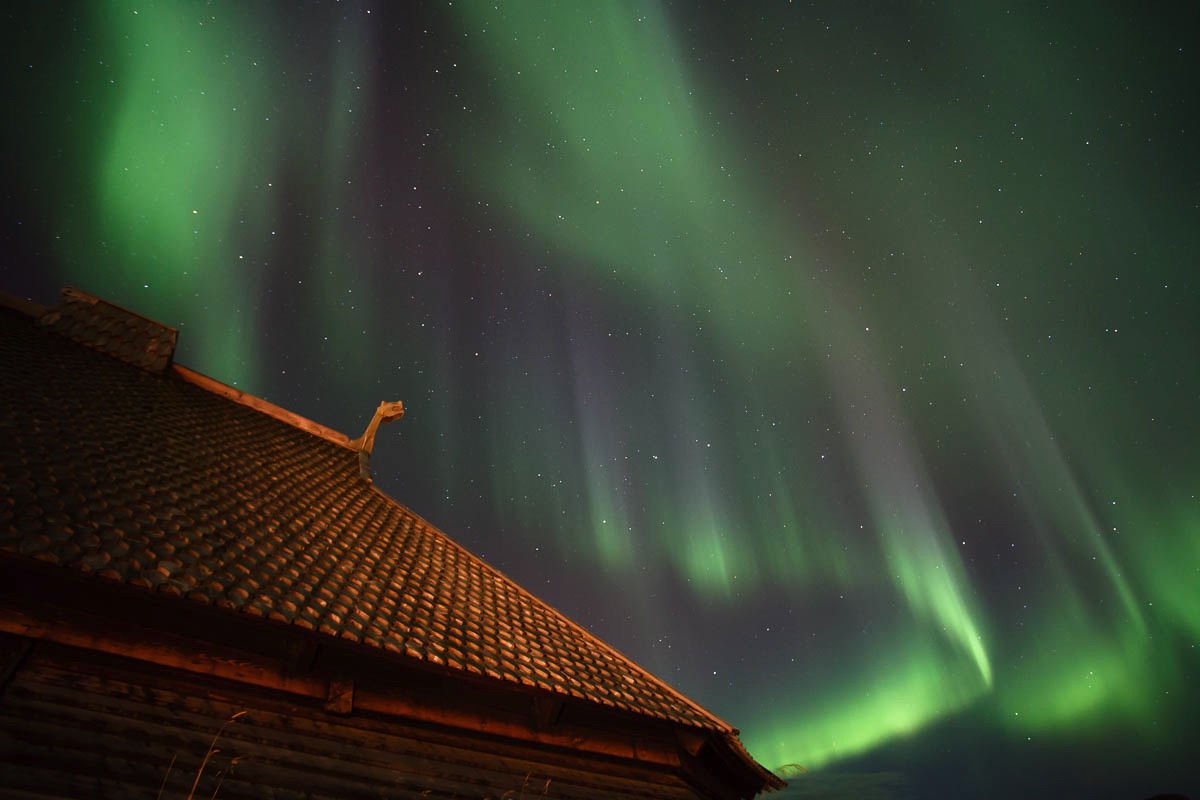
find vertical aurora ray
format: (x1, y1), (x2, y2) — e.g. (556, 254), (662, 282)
(51, 2), (387, 397)
(736, 310), (994, 768)
(1131, 495), (1200, 643)
(827, 313), (993, 689)
(308, 11), (379, 385)
(442, 0), (1001, 763)
(442, 1), (821, 598)
(910, 258), (1171, 736)
(83, 1), (279, 385)
(569, 330), (638, 569)
(441, 0), (1199, 776)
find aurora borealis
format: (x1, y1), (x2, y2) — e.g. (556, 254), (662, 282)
(2, 2), (1197, 797)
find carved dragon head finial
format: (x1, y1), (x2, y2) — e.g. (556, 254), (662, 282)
(373, 400), (406, 427)
(351, 399), (405, 480)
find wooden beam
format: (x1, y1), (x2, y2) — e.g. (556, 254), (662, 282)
(0, 634), (33, 694)
(0, 607), (327, 705)
(325, 677), (355, 714)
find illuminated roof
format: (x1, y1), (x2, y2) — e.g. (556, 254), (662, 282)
(0, 288), (744, 736)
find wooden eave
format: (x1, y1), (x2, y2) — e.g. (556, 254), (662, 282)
(0, 554), (711, 775)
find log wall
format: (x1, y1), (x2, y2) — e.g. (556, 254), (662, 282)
(0, 635), (701, 800)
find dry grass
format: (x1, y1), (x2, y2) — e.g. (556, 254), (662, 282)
(157, 710), (246, 800)
(154, 712), (558, 800)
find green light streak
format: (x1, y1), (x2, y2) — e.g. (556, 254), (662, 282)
(87, 1), (276, 385)
(311, 13), (376, 380)
(447, 0), (1005, 766)
(997, 610), (1152, 732)
(677, 511), (739, 597)
(880, 516), (992, 687)
(750, 625), (993, 770)
(994, 486), (1200, 734)
(1133, 497), (1200, 641)
(834, 346), (993, 691)
(445, 0), (790, 347)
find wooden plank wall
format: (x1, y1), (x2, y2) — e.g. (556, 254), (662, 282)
(0, 637), (700, 800)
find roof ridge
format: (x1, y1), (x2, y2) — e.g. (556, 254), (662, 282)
(0, 286), (354, 450)
(46, 286), (179, 373)
(0, 288), (48, 318)
(172, 364), (353, 450)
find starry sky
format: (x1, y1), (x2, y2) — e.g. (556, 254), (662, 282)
(2, 2), (1198, 798)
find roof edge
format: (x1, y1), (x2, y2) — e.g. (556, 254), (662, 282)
(49, 286), (179, 373)
(0, 289), (49, 318)
(361, 479), (740, 735)
(0, 286), (353, 450)
(721, 731), (788, 793)
(172, 364), (352, 450)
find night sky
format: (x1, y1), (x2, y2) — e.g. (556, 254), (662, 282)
(2, 2), (1198, 798)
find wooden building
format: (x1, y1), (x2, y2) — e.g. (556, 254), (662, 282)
(0, 288), (783, 799)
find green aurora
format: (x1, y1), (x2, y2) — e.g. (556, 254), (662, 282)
(3, 1), (1196, 792)
(438, 1), (1197, 770)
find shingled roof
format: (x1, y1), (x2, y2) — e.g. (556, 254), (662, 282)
(0, 288), (778, 791)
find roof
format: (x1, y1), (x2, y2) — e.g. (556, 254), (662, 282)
(0, 288), (775, 785)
